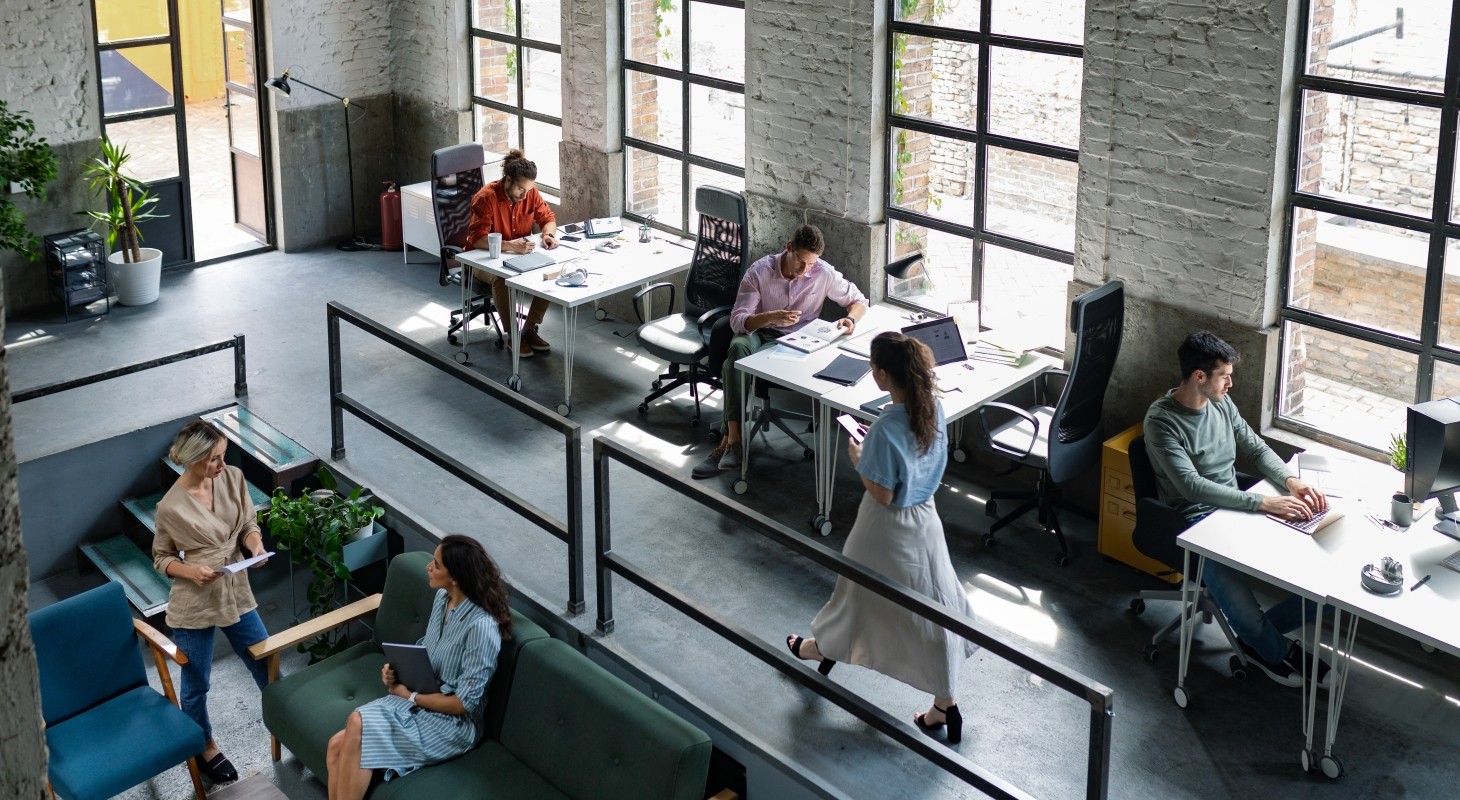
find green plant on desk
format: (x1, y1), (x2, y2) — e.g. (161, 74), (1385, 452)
(263, 467), (384, 662)
(1387, 432), (1408, 474)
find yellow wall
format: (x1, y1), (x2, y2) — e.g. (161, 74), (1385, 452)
(94, 0), (226, 101)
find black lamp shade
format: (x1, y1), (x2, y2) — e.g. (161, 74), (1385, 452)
(885, 252), (925, 279)
(264, 75), (291, 95)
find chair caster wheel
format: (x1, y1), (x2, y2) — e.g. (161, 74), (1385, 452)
(708, 429), (722, 443)
(981, 534), (996, 549)
(733, 479), (749, 495)
(507, 375), (523, 392)
(1173, 686), (1190, 709)
(448, 334), (460, 346)
(1320, 755), (1343, 780)
(595, 307), (609, 321)
(652, 380), (663, 391)
(454, 351), (469, 364)
(494, 339), (505, 349)
(952, 448), (967, 463)
(985, 501), (998, 517)
(638, 403), (649, 416)
(1143, 644), (1158, 662)
(691, 416), (701, 426)
(810, 515), (832, 537)
(802, 448), (814, 461)
(1229, 655), (1247, 681)
(1129, 598), (1146, 615)
(1055, 553), (1071, 567)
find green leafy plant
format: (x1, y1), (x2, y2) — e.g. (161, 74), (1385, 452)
(81, 137), (165, 263)
(263, 467), (385, 662)
(1387, 433), (1408, 473)
(0, 100), (59, 261)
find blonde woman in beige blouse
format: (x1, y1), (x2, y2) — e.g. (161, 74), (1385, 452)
(152, 419), (272, 784)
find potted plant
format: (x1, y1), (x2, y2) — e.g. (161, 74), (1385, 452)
(1387, 432), (1419, 525)
(81, 136), (165, 305)
(0, 100), (59, 262)
(263, 466), (385, 662)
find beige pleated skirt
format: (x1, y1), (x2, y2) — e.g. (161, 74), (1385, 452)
(811, 493), (978, 697)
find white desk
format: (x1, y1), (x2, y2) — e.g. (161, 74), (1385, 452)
(733, 306), (1058, 536)
(1175, 458), (1460, 778)
(457, 224), (693, 415)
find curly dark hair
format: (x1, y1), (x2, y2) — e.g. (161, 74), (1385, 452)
(439, 534), (514, 638)
(870, 332), (938, 454)
(501, 148), (538, 184)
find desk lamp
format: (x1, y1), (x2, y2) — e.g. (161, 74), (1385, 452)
(885, 251), (932, 305)
(265, 70), (371, 251)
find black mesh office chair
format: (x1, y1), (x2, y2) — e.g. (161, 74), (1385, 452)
(975, 280), (1124, 566)
(433, 143), (504, 356)
(1127, 434), (1248, 673)
(633, 187), (748, 426)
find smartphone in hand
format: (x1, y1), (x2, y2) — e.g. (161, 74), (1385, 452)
(836, 414), (867, 444)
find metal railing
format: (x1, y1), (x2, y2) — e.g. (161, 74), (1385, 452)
(325, 302), (585, 613)
(13, 334), (247, 404)
(593, 435), (1113, 800)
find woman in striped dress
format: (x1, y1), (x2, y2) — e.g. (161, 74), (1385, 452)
(325, 535), (513, 799)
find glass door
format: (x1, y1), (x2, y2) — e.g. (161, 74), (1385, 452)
(221, 0), (267, 238)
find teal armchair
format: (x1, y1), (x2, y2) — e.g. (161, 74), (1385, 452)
(30, 582), (206, 800)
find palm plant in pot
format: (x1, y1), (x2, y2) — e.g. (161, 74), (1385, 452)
(82, 136), (165, 305)
(263, 466), (385, 662)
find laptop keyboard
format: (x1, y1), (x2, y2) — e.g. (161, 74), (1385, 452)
(1441, 549), (1460, 574)
(1270, 506), (1330, 534)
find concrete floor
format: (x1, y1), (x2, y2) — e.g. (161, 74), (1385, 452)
(12, 248), (1460, 799)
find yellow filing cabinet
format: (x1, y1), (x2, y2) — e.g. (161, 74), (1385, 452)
(1098, 422), (1180, 583)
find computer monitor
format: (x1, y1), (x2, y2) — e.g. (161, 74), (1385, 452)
(1404, 397), (1460, 540)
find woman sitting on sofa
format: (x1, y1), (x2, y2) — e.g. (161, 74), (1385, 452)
(325, 535), (514, 799)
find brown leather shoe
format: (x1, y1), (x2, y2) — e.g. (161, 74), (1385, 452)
(512, 336), (534, 358)
(521, 327), (551, 352)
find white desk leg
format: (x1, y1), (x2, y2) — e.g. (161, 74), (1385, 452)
(1174, 550), (1203, 709)
(506, 286), (524, 392)
(733, 375), (752, 495)
(950, 418), (967, 463)
(1300, 597), (1322, 773)
(1316, 608), (1359, 779)
(557, 305), (579, 416)
(810, 402), (834, 537)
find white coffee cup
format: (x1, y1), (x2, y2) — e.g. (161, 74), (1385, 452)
(487, 232), (502, 259)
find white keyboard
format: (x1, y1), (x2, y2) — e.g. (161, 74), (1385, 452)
(1440, 549), (1460, 574)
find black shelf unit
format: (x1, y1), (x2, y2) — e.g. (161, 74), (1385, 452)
(44, 230), (110, 323)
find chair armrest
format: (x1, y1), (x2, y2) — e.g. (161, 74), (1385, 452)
(975, 401), (1040, 459)
(708, 790), (739, 800)
(632, 282), (676, 325)
(696, 304), (733, 338)
(1035, 368), (1070, 406)
(134, 618), (187, 665)
(248, 593), (382, 662)
(439, 244), (464, 286)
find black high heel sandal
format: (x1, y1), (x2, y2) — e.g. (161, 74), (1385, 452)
(786, 635), (836, 675)
(913, 703), (963, 744)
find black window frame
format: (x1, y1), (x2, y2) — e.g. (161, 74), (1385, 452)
(468, 0), (564, 195)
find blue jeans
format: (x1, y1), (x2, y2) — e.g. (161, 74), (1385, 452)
(1202, 561), (1317, 665)
(171, 609), (271, 742)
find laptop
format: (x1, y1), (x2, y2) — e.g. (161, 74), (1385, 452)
(501, 251), (556, 273)
(1266, 507), (1344, 535)
(902, 316), (969, 368)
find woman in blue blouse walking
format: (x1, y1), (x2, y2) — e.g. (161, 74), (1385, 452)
(325, 535), (513, 799)
(786, 332), (977, 743)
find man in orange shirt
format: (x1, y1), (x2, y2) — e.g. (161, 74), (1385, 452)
(466, 148), (559, 358)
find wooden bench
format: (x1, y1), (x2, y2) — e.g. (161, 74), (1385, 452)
(200, 405), (319, 490)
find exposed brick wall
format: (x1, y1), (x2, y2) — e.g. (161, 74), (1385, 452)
(625, 0), (664, 216)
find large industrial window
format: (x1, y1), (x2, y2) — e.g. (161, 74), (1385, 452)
(622, 0), (746, 235)
(885, 1), (1083, 351)
(471, 0), (563, 193)
(1279, 2), (1456, 450)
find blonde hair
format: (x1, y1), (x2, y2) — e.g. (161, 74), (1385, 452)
(168, 419), (223, 466)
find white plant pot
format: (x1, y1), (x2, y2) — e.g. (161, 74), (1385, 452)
(108, 247), (163, 306)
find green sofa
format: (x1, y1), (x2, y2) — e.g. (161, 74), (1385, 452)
(254, 551), (718, 800)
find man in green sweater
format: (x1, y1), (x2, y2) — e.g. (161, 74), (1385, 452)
(1144, 332), (1328, 688)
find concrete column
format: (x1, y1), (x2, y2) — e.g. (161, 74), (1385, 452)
(559, 0), (623, 224)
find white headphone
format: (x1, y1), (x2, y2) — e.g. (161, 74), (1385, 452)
(555, 267), (589, 287)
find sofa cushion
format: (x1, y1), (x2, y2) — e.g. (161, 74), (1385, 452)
(499, 639), (712, 800)
(46, 685), (205, 800)
(371, 741), (571, 800)
(482, 613), (550, 741)
(373, 551), (436, 647)
(263, 640), (385, 779)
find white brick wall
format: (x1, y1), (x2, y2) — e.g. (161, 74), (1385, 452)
(745, 0), (883, 224)
(0, 0), (97, 143)
(268, 0), (393, 109)
(1075, 0), (1293, 329)
(390, 0), (462, 107)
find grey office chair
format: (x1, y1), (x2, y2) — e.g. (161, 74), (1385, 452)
(633, 187), (748, 426)
(975, 280), (1124, 565)
(433, 143), (504, 354)
(1126, 434), (1247, 675)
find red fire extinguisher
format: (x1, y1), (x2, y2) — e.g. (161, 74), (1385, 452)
(380, 181), (403, 251)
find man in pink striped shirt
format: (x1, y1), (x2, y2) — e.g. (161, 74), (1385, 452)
(693, 224), (867, 479)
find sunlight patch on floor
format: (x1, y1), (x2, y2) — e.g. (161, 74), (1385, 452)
(593, 419), (698, 467)
(965, 572), (1058, 646)
(397, 302), (453, 333)
(1317, 642), (1425, 690)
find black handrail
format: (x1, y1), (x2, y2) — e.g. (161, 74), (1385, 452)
(593, 435), (1113, 800)
(326, 302), (584, 614)
(12, 334), (246, 404)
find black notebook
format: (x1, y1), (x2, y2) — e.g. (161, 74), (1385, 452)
(382, 642), (442, 694)
(813, 354), (872, 386)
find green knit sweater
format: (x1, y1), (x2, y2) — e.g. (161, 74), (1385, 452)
(1142, 391), (1291, 521)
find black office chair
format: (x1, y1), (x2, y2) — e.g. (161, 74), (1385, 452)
(432, 143), (504, 355)
(633, 187), (748, 426)
(749, 380), (816, 460)
(975, 280), (1125, 565)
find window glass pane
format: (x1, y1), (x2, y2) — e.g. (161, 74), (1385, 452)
(1432, 359), (1460, 403)
(104, 116), (179, 182)
(993, 3), (1083, 45)
(981, 244), (1071, 351)
(890, 126), (974, 227)
(475, 39), (519, 105)
(1279, 320), (1412, 450)
(1306, 0), (1449, 92)
(689, 2), (743, 82)
(689, 85), (744, 168)
(521, 0), (559, 44)
(625, 71), (683, 147)
(625, 0), (681, 68)
(627, 145), (683, 222)
(522, 48), (561, 118)
(226, 89), (259, 157)
(1288, 207), (1426, 339)
(522, 119), (561, 190)
(101, 45), (175, 116)
(887, 219), (973, 313)
(985, 147), (1076, 252)
(222, 0), (251, 24)
(893, 35), (976, 131)
(223, 25), (254, 88)
(95, 0), (167, 43)
(473, 0), (513, 35)
(1438, 240), (1460, 350)
(989, 48), (1081, 149)
(689, 166), (744, 234)
(475, 106), (520, 157)
(1297, 90), (1439, 216)
(894, 0), (979, 31)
